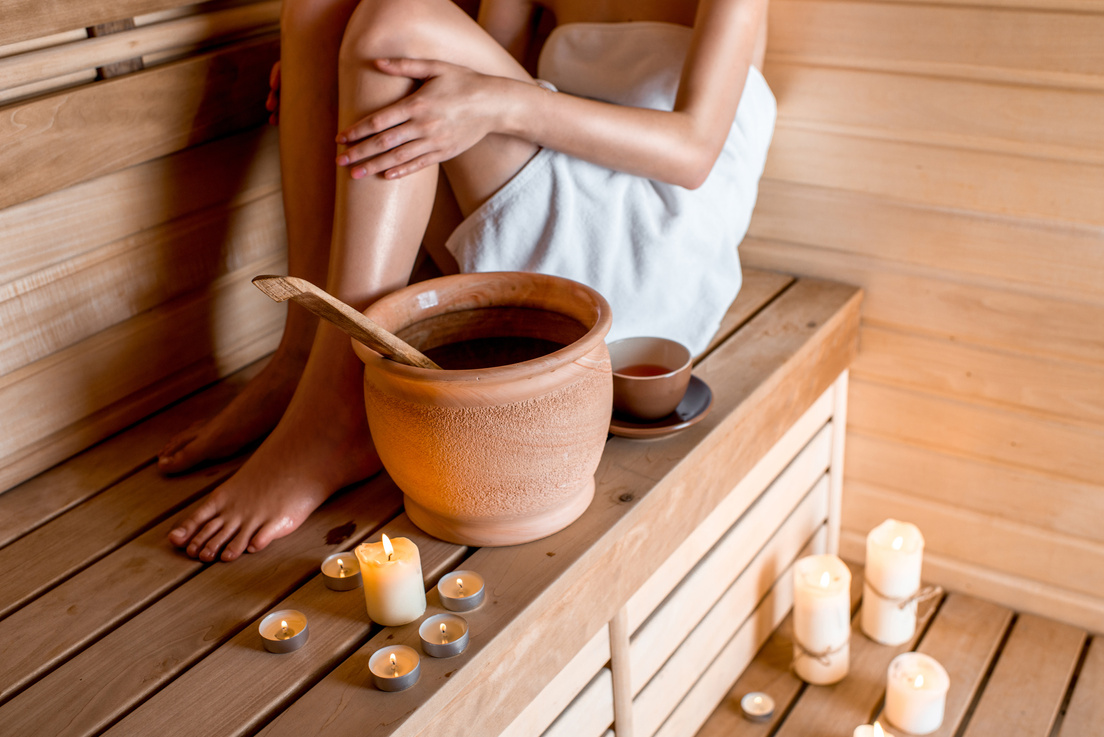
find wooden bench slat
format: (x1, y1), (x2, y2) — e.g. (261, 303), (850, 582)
(0, 359), (262, 546)
(1, 0), (242, 46)
(0, 253), (286, 492)
(0, 125), (279, 287)
(502, 625), (611, 737)
(626, 385), (833, 632)
(541, 668), (615, 737)
(960, 614), (1086, 737)
(0, 459), (239, 620)
(0, 477), (402, 737)
(102, 513), (464, 737)
(629, 434), (831, 695)
(701, 269), (795, 358)
(1057, 636), (1104, 736)
(874, 594), (1013, 737)
(633, 499), (827, 737)
(0, 35), (277, 210)
(255, 279), (860, 737)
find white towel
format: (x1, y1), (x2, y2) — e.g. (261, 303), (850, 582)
(446, 22), (776, 355)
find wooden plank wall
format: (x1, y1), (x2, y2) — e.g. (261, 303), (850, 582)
(747, 0), (1104, 632)
(0, 0), (286, 491)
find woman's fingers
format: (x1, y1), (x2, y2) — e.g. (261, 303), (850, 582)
(348, 140), (438, 180)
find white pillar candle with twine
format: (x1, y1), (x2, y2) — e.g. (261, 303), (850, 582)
(861, 519), (928, 645)
(792, 554), (851, 684)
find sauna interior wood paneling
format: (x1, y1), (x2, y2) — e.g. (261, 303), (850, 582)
(0, 0), (285, 491)
(749, 0), (1104, 632)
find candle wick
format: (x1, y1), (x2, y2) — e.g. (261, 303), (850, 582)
(387, 553), (393, 562)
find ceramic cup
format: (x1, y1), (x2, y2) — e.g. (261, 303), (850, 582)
(608, 337), (693, 421)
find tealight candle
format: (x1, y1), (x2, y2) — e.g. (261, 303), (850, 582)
(792, 554), (851, 685)
(321, 552), (362, 591)
(369, 644), (421, 692)
(885, 652), (950, 735)
(739, 692), (775, 722)
(436, 570), (486, 612)
(356, 534), (427, 626)
(854, 722), (894, 737)
(418, 613), (470, 658)
(259, 609), (309, 653)
(862, 519), (925, 645)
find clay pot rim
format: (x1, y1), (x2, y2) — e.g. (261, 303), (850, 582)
(351, 272), (613, 382)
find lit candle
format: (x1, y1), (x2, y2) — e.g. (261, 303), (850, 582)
(356, 534), (427, 626)
(418, 612), (470, 658)
(321, 551), (363, 591)
(885, 652), (949, 735)
(369, 644), (421, 691)
(862, 519), (925, 645)
(258, 609), (309, 653)
(853, 721), (894, 737)
(739, 692), (775, 722)
(792, 554), (851, 684)
(436, 570), (486, 612)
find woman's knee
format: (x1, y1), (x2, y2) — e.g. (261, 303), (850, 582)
(338, 0), (456, 69)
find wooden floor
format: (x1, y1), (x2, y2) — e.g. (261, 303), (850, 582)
(694, 564), (1103, 737)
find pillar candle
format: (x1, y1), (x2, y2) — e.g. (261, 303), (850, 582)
(853, 723), (893, 737)
(792, 553), (851, 684)
(885, 652), (950, 735)
(355, 534), (427, 626)
(862, 519), (925, 645)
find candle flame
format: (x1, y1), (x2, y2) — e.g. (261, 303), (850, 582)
(914, 674), (925, 689)
(873, 722), (885, 737)
(382, 534), (394, 561)
(441, 622), (449, 644)
(819, 571), (830, 588)
(457, 577), (464, 593)
(892, 536), (904, 551)
(390, 652), (397, 674)
(753, 695), (763, 706)
(337, 558), (345, 575)
(280, 620), (288, 633)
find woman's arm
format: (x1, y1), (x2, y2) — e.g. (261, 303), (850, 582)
(338, 0), (766, 189)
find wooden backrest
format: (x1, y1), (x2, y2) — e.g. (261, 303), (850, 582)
(0, 1), (284, 491)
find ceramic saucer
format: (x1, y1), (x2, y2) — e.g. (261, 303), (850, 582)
(609, 375), (713, 439)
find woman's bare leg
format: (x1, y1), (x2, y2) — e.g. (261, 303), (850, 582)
(169, 0), (540, 561)
(158, 0), (359, 474)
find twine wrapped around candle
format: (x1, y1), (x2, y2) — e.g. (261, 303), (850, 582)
(864, 581), (944, 611)
(792, 635), (849, 668)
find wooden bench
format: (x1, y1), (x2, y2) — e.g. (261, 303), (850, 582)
(0, 268), (861, 737)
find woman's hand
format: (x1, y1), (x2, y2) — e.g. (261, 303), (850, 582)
(265, 60), (281, 125)
(336, 58), (507, 180)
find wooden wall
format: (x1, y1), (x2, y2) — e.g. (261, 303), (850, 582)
(0, 0), (286, 491)
(748, 0), (1104, 632)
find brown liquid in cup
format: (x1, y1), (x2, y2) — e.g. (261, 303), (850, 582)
(616, 363), (672, 377)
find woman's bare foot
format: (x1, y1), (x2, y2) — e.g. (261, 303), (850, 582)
(168, 325), (380, 561)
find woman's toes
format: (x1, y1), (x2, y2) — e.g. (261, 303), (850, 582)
(221, 527), (257, 562)
(200, 524), (239, 562)
(169, 503), (217, 548)
(187, 517), (225, 558)
(248, 517), (296, 555)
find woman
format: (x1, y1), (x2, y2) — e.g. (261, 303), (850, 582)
(159, 0), (775, 562)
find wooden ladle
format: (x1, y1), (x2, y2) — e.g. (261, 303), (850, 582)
(251, 275), (441, 370)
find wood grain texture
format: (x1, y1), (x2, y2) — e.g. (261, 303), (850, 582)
(0, 357), (264, 546)
(0, 34), (277, 210)
(101, 513), (463, 737)
(845, 433), (1104, 543)
(1, 0), (227, 46)
(848, 380), (1104, 487)
(1057, 637), (1104, 735)
(766, 62), (1104, 164)
(764, 125), (1104, 227)
(748, 181), (1104, 305)
(769, 0), (1104, 87)
(0, 253), (286, 491)
(543, 670), (615, 737)
(0, 125), (279, 286)
(960, 614), (1086, 737)
(742, 239), (1104, 365)
(0, 478), (403, 737)
(0, 3), (279, 90)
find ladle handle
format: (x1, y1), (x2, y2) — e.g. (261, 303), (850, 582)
(251, 275), (441, 370)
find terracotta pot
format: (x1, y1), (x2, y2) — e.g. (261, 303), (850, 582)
(351, 272), (613, 546)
